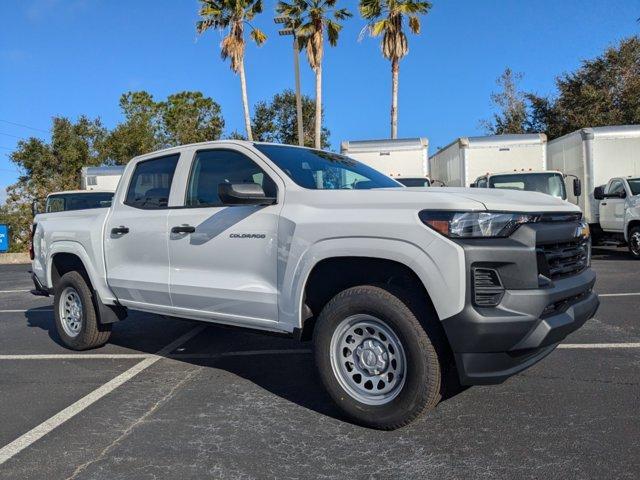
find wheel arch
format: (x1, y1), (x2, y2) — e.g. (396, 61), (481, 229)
(281, 237), (466, 336)
(626, 219), (640, 241)
(46, 241), (116, 306)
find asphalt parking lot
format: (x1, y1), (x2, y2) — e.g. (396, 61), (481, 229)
(0, 250), (638, 480)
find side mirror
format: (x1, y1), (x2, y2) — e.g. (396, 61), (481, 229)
(593, 186), (605, 200)
(469, 183), (477, 188)
(218, 183), (276, 206)
(573, 178), (582, 197)
(614, 190), (627, 199)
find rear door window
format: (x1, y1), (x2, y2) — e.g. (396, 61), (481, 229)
(125, 154), (179, 209)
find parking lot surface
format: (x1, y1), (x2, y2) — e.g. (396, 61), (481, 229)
(0, 249), (638, 479)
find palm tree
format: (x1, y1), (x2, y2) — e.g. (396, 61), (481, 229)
(278, 1), (352, 149)
(359, 0), (431, 139)
(197, 0), (267, 141)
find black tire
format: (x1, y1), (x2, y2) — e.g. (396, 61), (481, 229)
(54, 271), (111, 350)
(628, 226), (640, 259)
(314, 285), (444, 430)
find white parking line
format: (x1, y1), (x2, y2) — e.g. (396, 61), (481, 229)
(559, 343), (640, 349)
(0, 289), (31, 294)
(0, 324), (206, 466)
(598, 292), (640, 297)
(0, 354), (153, 360)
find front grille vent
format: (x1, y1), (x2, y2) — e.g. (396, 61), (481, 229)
(537, 240), (588, 280)
(473, 268), (504, 307)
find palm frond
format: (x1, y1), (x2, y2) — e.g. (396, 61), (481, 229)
(408, 15), (420, 34)
(326, 19), (342, 46)
(250, 27), (267, 46)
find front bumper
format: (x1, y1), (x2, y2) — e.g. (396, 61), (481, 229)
(442, 220), (599, 385)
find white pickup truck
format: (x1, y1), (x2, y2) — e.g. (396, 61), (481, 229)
(31, 141), (598, 429)
(593, 177), (640, 257)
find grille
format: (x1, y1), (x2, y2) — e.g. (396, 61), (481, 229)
(537, 239), (588, 280)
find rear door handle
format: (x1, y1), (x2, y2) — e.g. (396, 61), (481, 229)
(171, 225), (196, 234)
(111, 226), (129, 235)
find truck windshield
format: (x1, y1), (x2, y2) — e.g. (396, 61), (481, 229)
(254, 144), (401, 190)
(45, 192), (114, 213)
(627, 178), (640, 196)
(397, 178), (430, 187)
(488, 173), (567, 200)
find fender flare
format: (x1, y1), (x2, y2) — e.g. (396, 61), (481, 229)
(46, 241), (116, 304)
(278, 236), (466, 331)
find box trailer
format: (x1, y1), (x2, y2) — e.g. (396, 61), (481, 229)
(340, 138), (429, 181)
(81, 166), (125, 191)
(429, 134), (547, 187)
(547, 125), (640, 224)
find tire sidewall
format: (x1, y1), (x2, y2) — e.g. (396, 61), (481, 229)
(314, 286), (439, 428)
(54, 272), (94, 349)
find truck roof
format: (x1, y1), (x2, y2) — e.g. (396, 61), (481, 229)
(129, 140), (317, 163)
(81, 165), (126, 176)
(548, 125), (640, 144)
(436, 133), (547, 152)
(340, 138), (428, 153)
(486, 170), (562, 176)
(47, 189), (115, 196)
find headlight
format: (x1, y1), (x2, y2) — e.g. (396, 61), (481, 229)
(419, 211), (539, 238)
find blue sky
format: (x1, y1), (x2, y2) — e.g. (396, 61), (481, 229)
(0, 0), (638, 198)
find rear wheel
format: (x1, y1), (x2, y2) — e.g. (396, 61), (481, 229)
(629, 226), (640, 259)
(314, 285), (443, 430)
(54, 271), (111, 350)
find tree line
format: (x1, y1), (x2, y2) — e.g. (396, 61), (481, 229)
(483, 36), (640, 138)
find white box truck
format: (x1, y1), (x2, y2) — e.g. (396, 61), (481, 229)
(429, 134), (547, 187)
(547, 125), (640, 226)
(340, 138), (429, 186)
(81, 166), (125, 191)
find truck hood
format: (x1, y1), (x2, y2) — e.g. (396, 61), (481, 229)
(297, 187), (580, 213)
(415, 187), (580, 212)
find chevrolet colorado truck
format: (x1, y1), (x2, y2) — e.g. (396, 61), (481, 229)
(31, 141), (598, 430)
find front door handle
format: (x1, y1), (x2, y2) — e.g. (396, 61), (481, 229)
(601, 202), (607, 206)
(111, 226), (129, 235)
(171, 225), (196, 234)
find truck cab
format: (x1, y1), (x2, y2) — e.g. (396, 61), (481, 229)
(471, 170), (581, 201)
(593, 177), (640, 257)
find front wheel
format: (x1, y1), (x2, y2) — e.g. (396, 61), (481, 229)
(314, 285), (443, 430)
(54, 271), (112, 350)
(628, 226), (640, 259)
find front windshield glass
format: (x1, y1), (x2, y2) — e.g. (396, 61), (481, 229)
(254, 144), (401, 190)
(488, 173), (567, 200)
(627, 178), (640, 196)
(398, 178), (430, 187)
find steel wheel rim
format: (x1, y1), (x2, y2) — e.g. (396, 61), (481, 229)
(59, 287), (83, 338)
(631, 233), (640, 256)
(329, 314), (406, 406)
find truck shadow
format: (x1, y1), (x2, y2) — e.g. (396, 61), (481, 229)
(24, 308), (467, 425)
(591, 246), (632, 261)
